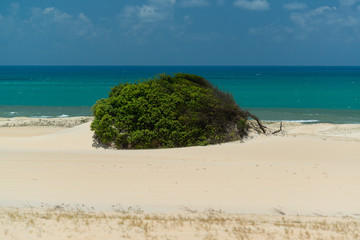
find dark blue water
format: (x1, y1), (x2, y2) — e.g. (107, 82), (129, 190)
(1, 66), (360, 123)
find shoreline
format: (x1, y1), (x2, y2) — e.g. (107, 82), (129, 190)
(3, 106), (360, 124)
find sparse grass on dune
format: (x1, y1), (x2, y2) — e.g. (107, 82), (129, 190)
(1, 206), (359, 240)
(0, 117), (93, 128)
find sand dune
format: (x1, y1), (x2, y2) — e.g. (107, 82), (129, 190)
(1, 119), (360, 218)
(1, 118), (360, 239)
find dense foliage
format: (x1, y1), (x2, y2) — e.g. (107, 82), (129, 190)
(91, 73), (251, 149)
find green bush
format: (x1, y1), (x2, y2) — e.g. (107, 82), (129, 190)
(91, 73), (251, 149)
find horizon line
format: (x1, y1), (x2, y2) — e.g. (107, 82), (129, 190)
(1, 65), (360, 67)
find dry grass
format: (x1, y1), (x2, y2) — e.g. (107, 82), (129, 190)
(0, 206), (359, 240)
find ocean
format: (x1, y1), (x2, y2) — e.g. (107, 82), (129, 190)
(1, 66), (360, 124)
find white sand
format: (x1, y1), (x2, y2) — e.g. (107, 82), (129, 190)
(0, 119), (359, 217)
(1, 118), (360, 239)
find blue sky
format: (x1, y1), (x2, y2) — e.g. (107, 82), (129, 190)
(0, 0), (359, 65)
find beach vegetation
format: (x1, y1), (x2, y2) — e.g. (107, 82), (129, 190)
(91, 73), (258, 149)
(2, 206), (360, 240)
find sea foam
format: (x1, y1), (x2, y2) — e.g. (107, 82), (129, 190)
(57, 114), (70, 118)
(265, 120), (319, 123)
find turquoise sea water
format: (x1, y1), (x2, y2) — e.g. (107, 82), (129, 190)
(1, 66), (360, 123)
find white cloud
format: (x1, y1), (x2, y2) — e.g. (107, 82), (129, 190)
(180, 0), (209, 7)
(75, 13), (96, 37)
(27, 7), (71, 26)
(290, 6), (337, 27)
(283, 2), (307, 11)
(117, 0), (177, 38)
(139, 5), (156, 19)
(78, 12), (90, 22)
(137, 5), (168, 22)
(313, 6), (337, 15)
(285, 4), (360, 40)
(1, 3), (108, 41)
(23, 6), (101, 39)
(119, 0), (176, 25)
(43, 7), (54, 14)
(234, 0), (269, 11)
(149, 0), (176, 5)
(249, 1), (360, 44)
(339, 0), (360, 6)
(37, 6), (72, 23)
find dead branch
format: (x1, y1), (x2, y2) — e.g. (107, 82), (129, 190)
(245, 111), (267, 134)
(271, 122), (283, 135)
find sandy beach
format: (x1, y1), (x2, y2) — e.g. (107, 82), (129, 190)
(1, 117), (360, 239)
